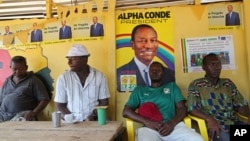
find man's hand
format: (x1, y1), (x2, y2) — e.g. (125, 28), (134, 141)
(206, 117), (226, 140)
(87, 114), (96, 121)
(158, 120), (175, 136)
(87, 110), (97, 121)
(25, 111), (38, 121)
(143, 119), (162, 131)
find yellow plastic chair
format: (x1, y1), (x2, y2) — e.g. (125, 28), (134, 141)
(125, 117), (192, 141)
(188, 113), (248, 141)
(237, 112), (248, 123)
(188, 114), (209, 141)
(126, 118), (135, 141)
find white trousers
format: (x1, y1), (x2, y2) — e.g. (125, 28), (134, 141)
(136, 122), (204, 141)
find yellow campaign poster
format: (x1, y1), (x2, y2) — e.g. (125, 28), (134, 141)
(207, 2), (242, 30)
(115, 8), (175, 92)
(0, 16), (106, 89)
(0, 16), (105, 47)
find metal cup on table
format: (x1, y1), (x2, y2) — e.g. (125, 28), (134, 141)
(52, 111), (61, 128)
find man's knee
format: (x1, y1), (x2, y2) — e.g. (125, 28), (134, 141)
(137, 127), (161, 141)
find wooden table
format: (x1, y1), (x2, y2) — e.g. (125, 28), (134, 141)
(0, 121), (123, 141)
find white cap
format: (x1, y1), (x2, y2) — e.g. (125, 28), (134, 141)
(66, 44), (90, 57)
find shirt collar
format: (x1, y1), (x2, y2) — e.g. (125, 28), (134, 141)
(134, 56), (151, 71)
(203, 75), (220, 88)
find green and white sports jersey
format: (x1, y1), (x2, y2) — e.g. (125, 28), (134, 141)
(125, 82), (185, 122)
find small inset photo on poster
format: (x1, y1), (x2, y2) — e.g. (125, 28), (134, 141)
(207, 3), (242, 30)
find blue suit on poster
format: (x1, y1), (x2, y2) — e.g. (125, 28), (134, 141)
(90, 23), (104, 37)
(59, 25), (72, 40)
(31, 29), (43, 42)
(117, 59), (175, 92)
(225, 11), (240, 26)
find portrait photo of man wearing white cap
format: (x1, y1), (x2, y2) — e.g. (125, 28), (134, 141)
(54, 44), (110, 122)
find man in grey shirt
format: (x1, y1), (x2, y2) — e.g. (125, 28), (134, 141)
(0, 56), (50, 121)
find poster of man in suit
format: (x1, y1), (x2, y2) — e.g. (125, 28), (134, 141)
(3, 26), (15, 45)
(59, 20), (72, 40)
(207, 3), (241, 29)
(90, 16), (104, 37)
(116, 9), (175, 92)
(31, 23), (43, 42)
(225, 4), (240, 26)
